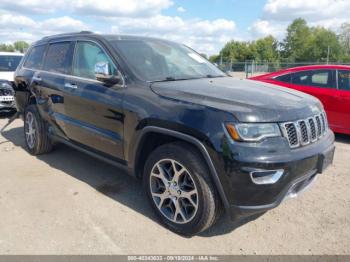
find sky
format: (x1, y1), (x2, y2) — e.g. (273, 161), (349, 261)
(0, 0), (349, 55)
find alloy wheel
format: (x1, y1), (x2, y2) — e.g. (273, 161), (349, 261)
(25, 111), (37, 149)
(149, 159), (199, 224)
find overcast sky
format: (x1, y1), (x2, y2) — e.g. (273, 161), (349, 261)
(0, 0), (349, 55)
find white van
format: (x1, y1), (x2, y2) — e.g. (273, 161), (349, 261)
(0, 52), (24, 113)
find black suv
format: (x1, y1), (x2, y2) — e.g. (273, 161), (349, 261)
(14, 32), (335, 235)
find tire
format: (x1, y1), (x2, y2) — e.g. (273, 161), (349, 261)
(143, 142), (221, 236)
(24, 104), (53, 155)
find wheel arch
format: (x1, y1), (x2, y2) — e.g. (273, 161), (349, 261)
(132, 126), (230, 210)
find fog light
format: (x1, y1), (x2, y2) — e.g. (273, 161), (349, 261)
(249, 169), (284, 185)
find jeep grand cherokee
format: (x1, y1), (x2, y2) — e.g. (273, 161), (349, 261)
(13, 32), (335, 235)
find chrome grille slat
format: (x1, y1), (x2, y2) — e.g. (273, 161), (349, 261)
(281, 112), (329, 149)
(308, 118), (317, 142)
(320, 113), (325, 134)
(315, 116), (322, 138)
(298, 120), (310, 145)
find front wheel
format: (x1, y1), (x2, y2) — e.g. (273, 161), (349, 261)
(24, 105), (53, 155)
(143, 142), (221, 236)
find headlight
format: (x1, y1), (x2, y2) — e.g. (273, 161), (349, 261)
(225, 123), (281, 142)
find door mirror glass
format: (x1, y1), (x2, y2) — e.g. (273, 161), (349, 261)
(94, 61), (121, 85)
(95, 61), (110, 79)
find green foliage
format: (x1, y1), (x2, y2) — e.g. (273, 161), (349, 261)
(281, 18), (312, 62)
(13, 41), (30, 53)
(199, 53), (208, 59)
(218, 36), (279, 63)
(217, 18), (350, 63)
(209, 54), (220, 63)
(0, 43), (15, 52)
(339, 23), (350, 62)
(0, 41), (30, 53)
(254, 36), (279, 62)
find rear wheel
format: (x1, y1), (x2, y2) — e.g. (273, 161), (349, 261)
(24, 105), (53, 155)
(143, 142), (221, 236)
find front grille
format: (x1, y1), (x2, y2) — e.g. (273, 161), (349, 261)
(281, 112), (328, 148)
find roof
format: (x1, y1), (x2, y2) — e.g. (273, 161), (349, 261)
(286, 64), (350, 71)
(250, 64), (350, 80)
(0, 52), (24, 56)
(34, 31), (170, 46)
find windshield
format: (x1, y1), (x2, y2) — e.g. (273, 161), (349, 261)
(110, 39), (225, 82)
(0, 55), (22, 72)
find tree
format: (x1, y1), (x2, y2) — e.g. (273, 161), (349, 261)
(219, 40), (257, 62)
(339, 23), (350, 61)
(254, 36), (279, 62)
(209, 54), (220, 63)
(281, 18), (313, 62)
(13, 41), (29, 53)
(308, 27), (343, 62)
(0, 43), (15, 52)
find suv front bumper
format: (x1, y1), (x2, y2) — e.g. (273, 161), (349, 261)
(212, 130), (335, 221)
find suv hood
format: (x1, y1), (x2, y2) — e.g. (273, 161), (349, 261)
(151, 77), (323, 123)
(0, 72), (15, 82)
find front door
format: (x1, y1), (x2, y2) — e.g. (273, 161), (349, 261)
(335, 70), (350, 133)
(63, 40), (125, 160)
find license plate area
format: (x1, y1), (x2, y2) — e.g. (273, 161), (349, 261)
(0, 96), (14, 102)
(317, 147), (335, 173)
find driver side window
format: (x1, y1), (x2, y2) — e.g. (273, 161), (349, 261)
(73, 41), (116, 80)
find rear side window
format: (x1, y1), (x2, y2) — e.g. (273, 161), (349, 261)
(24, 45), (46, 69)
(291, 70), (336, 88)
(43, 42), (74, 74)
(338, 70), (350, 91)
(275, 73), (291, 83)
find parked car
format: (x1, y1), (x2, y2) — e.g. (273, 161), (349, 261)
(13, 32), (335, 235)
(250, 65), (350, 135)
(0, 52), (23, 113)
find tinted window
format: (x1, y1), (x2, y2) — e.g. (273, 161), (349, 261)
(43, 42), (74, 74)
(338, 70), (350, 91)
(0, 55), (22, 72)
(291, 70), (335, 88)
(73, 41), (116, 80)
(24, 45), (46, 69)
(275, 73), (291, 83)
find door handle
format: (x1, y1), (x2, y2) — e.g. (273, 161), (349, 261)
(32, 76), (42, 82)
(64, 83), (78, 89)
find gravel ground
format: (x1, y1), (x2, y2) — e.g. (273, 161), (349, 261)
(0, 116), (349, 255)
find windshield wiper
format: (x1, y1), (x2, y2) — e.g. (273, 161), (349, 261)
(205, 74), (226, 78)
(150, 76), (198, 83)
(150, 74), (226, 83)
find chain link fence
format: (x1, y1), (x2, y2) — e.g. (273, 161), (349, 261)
(219, 60), (350, 78)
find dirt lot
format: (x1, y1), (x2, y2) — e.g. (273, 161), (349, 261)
(0, 115), (349, 255)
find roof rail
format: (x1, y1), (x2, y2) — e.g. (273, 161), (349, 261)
(42, 31), (94, 39)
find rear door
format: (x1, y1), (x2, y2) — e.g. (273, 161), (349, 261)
(289, 69), (339, 128)
(14, 44), (47, 113)
(63, 40), (125, 160)
(36, 41), (75, 137)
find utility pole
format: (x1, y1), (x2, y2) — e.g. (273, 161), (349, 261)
(326, 46), (330, 64)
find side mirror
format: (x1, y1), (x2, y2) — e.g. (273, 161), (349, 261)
(94, 62), (121, 86)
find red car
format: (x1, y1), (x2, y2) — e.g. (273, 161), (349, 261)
(251, 65), (350, 135)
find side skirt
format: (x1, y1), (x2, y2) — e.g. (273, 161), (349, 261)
(51, 134), (131, 174)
